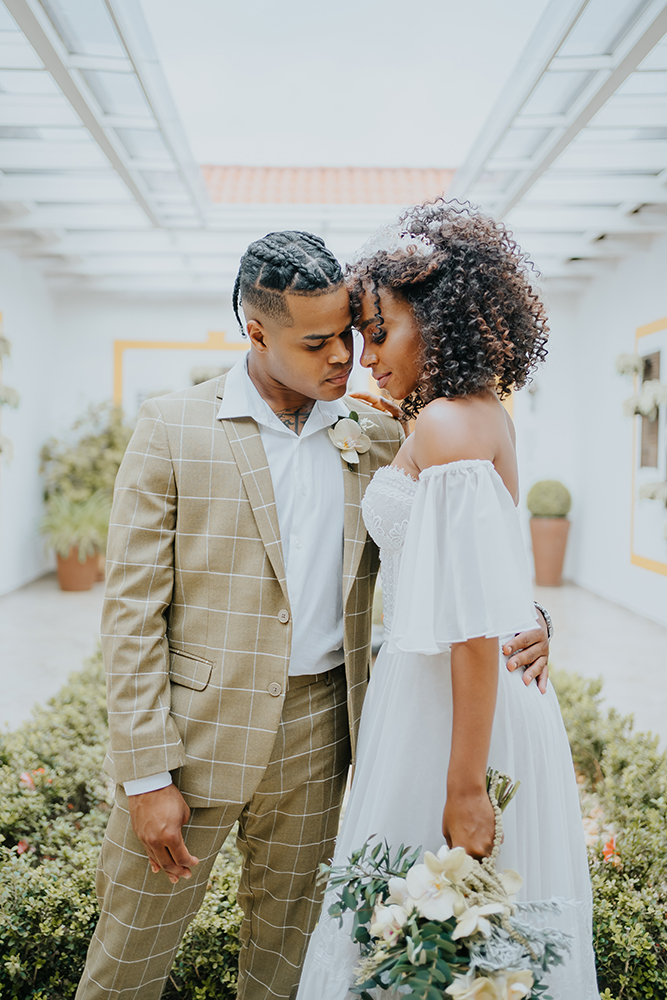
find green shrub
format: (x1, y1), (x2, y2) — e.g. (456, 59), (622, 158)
(526, 479), (572, 517)
(3, 654), (667, 998)
(0, 652), (242, 999)
(39, 403), (133, 504)
(552, 668), (667, 998)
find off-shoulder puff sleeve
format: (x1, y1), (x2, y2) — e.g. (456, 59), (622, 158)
(388, 460), (537, 654)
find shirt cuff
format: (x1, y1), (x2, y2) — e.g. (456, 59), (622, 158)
(123, 772), (173, 796)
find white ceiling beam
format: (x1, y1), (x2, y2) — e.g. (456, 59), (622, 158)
(554, 139), (667, 172)
(523, 174), (667, 204)
(3, 0), (160, 226)
(513, 114), (569, 129)
(0, 139), (107, 169)
(0, 204), (151, 229)
(104, 0), (210, 221)
(448, 0), (593, 199)
(67, 54), (133, 73)
(100, 114), (159, 130)
(589, 100), (667, 128)
(506, 204), (667, 232)
(0, 41), (42, 68)
(536, 260), (614, 278)
(0, 172), (132, 201)
(488, 140), (667, 174)
(493, 1), (667, 215)
(550, 54), (614, 71)
(511, 233), (640, 256)
(0, 100), (80, 127)
(48, 273), (229, 293)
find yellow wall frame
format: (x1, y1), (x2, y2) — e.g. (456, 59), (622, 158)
(631, 315), (667, 577)
(113, 330), (247, 407)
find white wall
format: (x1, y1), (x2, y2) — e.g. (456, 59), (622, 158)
(514, 238), (667, 628)
(0, 252), (57, 596)
(51, 291), (242, 431)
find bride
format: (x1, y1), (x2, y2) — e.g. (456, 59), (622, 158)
(296, 200), (599, 999)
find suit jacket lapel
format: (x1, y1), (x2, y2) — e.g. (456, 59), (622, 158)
(219, 409), (288, 603)
(343, 448), (372, 607)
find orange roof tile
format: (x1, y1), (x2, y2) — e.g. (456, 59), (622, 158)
(201, 165), (455, 205)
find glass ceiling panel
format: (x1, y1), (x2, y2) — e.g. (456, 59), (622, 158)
(37, 126), (93, 142)
(0, 125), (39, 138)
(493, 128), (550, 160)
(0, 6), (18, 32)
(115, 128), (170, 161)
(639, 43), (667, 72)
(618, 72), (667, 96)
(141, 170), (186, 193)
(0, 70), (60, 94)
(81, 70), (152, 117)
(521, 71), (593, 116)
(39, 0), (125, 59)
(560, 0), (652, 57)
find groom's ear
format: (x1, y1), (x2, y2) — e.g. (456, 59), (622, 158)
(246, 318), (269, 352)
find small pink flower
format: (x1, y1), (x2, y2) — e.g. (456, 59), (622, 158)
(19, 772), (35, 790)
(16, 840), (30, 855)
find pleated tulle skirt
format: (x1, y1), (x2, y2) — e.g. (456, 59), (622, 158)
(296, 641), (600, 1000)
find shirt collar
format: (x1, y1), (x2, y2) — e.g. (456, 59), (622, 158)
(217, 355), (349, 436)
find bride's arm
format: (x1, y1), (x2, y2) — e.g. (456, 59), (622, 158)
(443, 636), (498, 860)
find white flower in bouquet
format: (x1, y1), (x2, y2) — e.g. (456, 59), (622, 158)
(446, 972), (502, 998)
(497, 970), (534, 998)
(386, 875), (413, 907)
(452, 902), (505, 941)
(405, 845), (471, 921)
(369, 902), (409, 945)
(497, 869), (523, 898)
(328, 417), (371, 464)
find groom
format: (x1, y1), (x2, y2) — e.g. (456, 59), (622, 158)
(77, 230), (550, 1000)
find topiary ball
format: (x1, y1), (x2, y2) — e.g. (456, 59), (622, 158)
(527, 480), (572, 518)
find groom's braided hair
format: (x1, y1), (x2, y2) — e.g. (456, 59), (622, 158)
(233, 231), (343, 332)
(347, 199), (549, 417)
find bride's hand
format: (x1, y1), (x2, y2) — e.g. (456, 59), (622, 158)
(348, 391), (405, 423)
(442, 788), (496, 861)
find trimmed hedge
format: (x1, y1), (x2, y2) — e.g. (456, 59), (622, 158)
(0, 652), (241, 999)
(552, 669), (667, 1000)
(2, 655), (666, 998)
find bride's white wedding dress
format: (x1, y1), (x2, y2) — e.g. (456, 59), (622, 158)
(297, 461), (599, 1000)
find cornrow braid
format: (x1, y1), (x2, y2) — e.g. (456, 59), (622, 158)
(232, 230), (343, 332)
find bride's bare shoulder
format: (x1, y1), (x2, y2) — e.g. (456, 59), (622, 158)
(411, 397), (495, 470)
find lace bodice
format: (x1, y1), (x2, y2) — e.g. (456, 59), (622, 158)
(361, 465), (418, 637)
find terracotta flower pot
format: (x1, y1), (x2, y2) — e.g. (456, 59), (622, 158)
(529, 518), (570, 587)
(56, 549), (99, 591)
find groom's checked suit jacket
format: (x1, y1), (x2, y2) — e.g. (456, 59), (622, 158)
(102, 373), (402, 807)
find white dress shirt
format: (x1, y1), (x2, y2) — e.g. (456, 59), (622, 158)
(124, 357), (348, 796)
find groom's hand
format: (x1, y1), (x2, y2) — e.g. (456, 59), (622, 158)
(503, 612), (550, 695)
(128, 784), (199, 884)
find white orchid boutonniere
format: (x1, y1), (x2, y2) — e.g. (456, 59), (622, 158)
(329, 411), (372, 467)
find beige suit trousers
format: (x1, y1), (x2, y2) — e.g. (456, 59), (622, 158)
(77, 667), (349, 1000)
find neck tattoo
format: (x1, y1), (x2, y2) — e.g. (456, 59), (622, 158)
(275, 401), (315, 436)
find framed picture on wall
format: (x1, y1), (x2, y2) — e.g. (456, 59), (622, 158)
(113, 331), (248, 418)
(631, 317), (667, 576)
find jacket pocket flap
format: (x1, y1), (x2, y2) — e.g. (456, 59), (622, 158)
(169, 649), (213, 691)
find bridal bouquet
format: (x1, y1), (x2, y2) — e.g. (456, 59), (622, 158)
(320, 772), (570, 1000)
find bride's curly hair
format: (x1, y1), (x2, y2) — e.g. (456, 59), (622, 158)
(346, 199), (549, 418)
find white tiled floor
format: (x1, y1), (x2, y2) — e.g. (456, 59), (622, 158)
(0, 572), (105, 729)
(1, 574), (666, 746)
(535, 582), (667, 747)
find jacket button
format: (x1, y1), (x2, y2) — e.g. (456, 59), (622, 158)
(268, 682), (282, 697)
(277, 609), (290, 624)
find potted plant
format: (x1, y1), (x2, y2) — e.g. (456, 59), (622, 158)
(39, 403), (132, 585)
(527, 480), (572, 587)
(39, 491), (112, 591)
